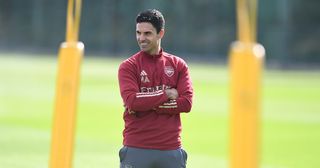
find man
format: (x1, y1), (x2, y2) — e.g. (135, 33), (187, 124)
(118, 9), (193, 168)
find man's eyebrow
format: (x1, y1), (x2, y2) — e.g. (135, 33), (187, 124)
(136, 30), (152, 34)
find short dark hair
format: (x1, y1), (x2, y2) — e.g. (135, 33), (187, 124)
(136, 9), (165, 33)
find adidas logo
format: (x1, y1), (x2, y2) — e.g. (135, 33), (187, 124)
(140, 70), (150, 83)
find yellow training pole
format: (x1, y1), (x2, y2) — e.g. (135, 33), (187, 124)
(229, 0), (265, 168)
(49, 0), (83, 168)
(229, 42), (265, 168)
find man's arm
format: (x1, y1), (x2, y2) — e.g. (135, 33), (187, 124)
(156, 62), (193, 115)
(118, 62), (169, 112)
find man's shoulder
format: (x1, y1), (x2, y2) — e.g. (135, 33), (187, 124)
(121, 52), (141, 64)
(119, 51), (141, 69)
(163, 51), (176, 58)
(163, 52), (187, 64)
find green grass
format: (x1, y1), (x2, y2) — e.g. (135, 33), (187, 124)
(0, 54), (320, 168)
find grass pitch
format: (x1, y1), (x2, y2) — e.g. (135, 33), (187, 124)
(0, 54), (319, 168)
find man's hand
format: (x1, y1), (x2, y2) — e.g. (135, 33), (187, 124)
(128, 108), (136, 114)
(165, 88), (179, 100)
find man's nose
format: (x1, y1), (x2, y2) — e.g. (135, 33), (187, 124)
(138, 34), (146, 41)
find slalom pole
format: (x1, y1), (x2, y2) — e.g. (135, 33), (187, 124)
(49, 0), (83, 167)
(229, 0), (265, 168)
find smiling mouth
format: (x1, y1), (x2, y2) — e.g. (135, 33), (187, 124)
(139, 43), (148, 48)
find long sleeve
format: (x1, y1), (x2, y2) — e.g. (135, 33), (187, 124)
(118, 61), (169, 112)
(119, 51), (191, 150)
(156, 61), (193, 115)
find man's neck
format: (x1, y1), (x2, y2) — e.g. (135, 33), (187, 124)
(147, 46), (161, 56)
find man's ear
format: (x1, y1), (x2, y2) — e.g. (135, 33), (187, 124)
(159, 29), (165, 38)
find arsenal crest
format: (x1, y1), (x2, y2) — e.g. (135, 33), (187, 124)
(164, 66), (174, 77)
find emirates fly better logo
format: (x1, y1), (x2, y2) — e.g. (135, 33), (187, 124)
(164, 66), (174, 77)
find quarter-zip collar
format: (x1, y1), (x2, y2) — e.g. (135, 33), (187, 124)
(141, 49), (163, 59)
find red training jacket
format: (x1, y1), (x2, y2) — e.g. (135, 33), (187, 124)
(118, 50), (193, 150)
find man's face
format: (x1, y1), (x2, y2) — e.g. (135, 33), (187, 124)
(136, 22), (163, 55)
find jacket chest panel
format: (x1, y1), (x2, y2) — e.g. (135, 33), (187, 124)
(137, 60), (177, 89)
